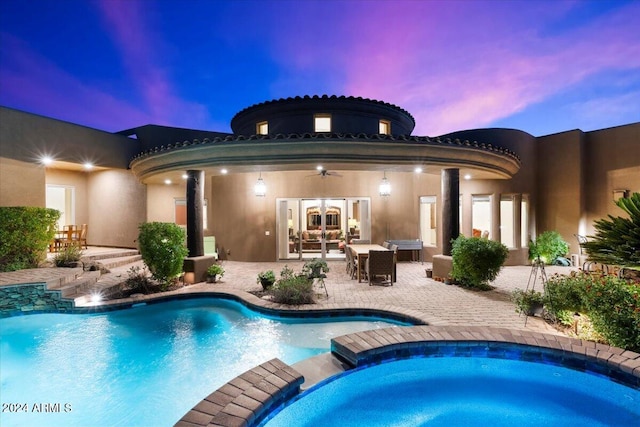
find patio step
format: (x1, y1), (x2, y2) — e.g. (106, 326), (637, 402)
(57, 270), (102, 298)
(81, 249), (139, 262)
(98, 254), (143, 270)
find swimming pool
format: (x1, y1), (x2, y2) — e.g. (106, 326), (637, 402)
(263, 357), (640, 426)
(0, 297), (406, 427)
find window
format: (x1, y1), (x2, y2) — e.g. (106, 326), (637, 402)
(379, 120), (391, 135)
(500, 195), (515, 248)
(419, 196), (437, 246)
(471, 195), (491, 238)
(521, 195), (529, 247)
(256, 121), (268, 135)
(314, 114), (331, 132)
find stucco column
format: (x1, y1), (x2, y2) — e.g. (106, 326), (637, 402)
(441, 168), (460, 256)
(186, 170), (204, 257)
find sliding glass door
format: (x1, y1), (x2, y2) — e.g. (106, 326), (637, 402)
(277, 197), (370, 261)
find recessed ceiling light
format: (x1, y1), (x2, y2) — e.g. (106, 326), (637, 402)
(41, 156), (53, 165)
(164, 179), (172, 185)
(464, 174), (472, 180)
(221, 168), (228, 174)
(414, 167), (423, 173)
(84, 162), (94, 170)
(182, 173), (188, 179)
(316, 165), (323, 171)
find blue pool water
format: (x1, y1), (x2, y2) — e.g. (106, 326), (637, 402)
(263, 357), (640, 426)
(0, 298), (404, 427)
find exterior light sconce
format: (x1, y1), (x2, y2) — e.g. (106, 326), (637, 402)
(379, 172), (391, 197)
(254, 173), (266, 197)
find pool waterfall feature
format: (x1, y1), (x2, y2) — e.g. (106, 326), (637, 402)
(175, 325), (640, 427)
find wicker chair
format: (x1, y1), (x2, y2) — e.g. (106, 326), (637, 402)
(365, 250), (394, 286)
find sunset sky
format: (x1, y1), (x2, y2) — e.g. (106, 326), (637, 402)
(1, 0), (638, 137)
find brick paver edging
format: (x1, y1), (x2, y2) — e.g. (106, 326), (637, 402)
(175, 358), (303, 427)
(175, 326), (639, 427)
(331, 325), (640, 388)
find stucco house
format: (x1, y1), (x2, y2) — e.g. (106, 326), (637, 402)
(1, 95), (638, 269)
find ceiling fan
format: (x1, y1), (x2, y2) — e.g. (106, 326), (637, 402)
(307, 167), (342, 178)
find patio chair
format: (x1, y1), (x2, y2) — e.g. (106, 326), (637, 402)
(365, 250), (394, 286)
(77, 224), (88, 249)
(345, 245), (358, 279)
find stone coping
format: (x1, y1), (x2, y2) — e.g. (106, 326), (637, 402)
(72, 286), (432, 325)
(176, 326), (639, 427)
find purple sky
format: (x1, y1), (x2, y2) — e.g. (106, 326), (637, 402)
(1, 0), (638, 137)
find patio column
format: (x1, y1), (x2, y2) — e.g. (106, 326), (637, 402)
(441, 168), (460, 256)
(186, 170), (204, 257)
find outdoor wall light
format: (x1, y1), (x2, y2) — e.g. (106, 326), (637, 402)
(414, 167), (423, 173)
(379, 172), (391, 197)
(254, 173), (266, 197)
(613, 189), (629, 201)
(464, 174), (472, 180)
(182, 173), (188, 179)
(221, 168), (228, 174)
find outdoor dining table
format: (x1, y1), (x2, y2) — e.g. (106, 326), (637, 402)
(348, 244), (395, 283)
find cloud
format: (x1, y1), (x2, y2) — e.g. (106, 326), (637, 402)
(268, 0), (640, 135)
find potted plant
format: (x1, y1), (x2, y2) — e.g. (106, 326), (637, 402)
(302, 258), (330, 278)
(257, 270), (276, 290)
(512, 289), (545, 316)
(206, 264), (225, 283)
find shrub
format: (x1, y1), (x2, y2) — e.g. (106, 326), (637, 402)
(582, 274), (640, 352)
(582, 192), (640, 268)
(268, 265), (315, 304)
(137, 222), (188, 287)
(544, 272), (640, 352)
(451, 235), (509, 289)
(271, 274), (314, 305)
(124, 265), (156, 293)
(529, 231), (569, 264)
(54, 245), (83, 267)
(0, 207), (61, 271)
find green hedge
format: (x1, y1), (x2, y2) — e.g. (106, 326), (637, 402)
(0, 207), (60, 271)
(545, 272), (640, 352)
(451, 235), (509, 289)
(138, 222), (188, 287)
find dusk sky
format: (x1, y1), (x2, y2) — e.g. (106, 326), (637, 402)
(1, 0), (638, 137)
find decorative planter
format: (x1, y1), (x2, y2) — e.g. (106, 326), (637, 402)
(526, 302), (544, 316)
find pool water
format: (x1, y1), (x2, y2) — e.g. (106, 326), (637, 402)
(263, 357), (640, 426)
(0, 298), (403, 427)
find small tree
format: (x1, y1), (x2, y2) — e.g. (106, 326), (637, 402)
(451, 235), (509, 289)
(582, 192), (640, 268)
(137, 222), (188, 287)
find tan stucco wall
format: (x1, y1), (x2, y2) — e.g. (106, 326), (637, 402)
(204, 170), (532, 262)
(146, 183), (187, 223)
(584, 123), (640, 230)
(87, 170), (146, 248)
(0, 157), (45, 207)
(535, 130), (585, 255)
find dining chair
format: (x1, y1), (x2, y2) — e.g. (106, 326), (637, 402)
(365, 250), (394, 286)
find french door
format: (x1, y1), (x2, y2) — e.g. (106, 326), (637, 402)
(277, 198), (370, 261)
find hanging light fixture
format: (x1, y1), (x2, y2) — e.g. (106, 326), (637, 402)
(379, 172), (391, 197)
(254, 172), (266, 197)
